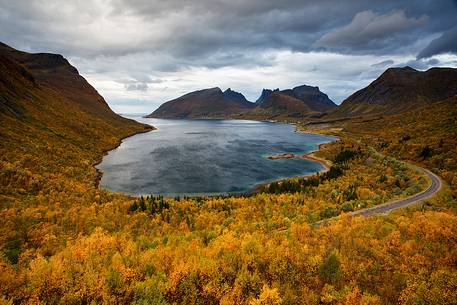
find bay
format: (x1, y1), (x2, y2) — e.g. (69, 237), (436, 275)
(97, 117), (336, 196)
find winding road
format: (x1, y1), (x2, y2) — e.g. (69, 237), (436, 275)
(314, 163), (442, 227)
(350, 167), (441, 217)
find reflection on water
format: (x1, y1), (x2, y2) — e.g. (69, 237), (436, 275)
(97, 117), (335, 196)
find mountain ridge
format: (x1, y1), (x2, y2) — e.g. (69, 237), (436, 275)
(149, 84), (336, 120)
(146, 87), (255, 119)
(329, 66), (457, 118)
(0, 41), (151, 163)
(240, 84), (336, 120)
(0, 42), (118, 119)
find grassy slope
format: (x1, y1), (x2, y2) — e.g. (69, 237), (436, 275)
(341, 97), (457, 198)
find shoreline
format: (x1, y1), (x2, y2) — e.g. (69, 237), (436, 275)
(93, 117), (336, 196)
(249, 119), (338, 194)
(93, 125), (155, 188)
(249, 142), (333, 194)
(265, 144), (331, 170)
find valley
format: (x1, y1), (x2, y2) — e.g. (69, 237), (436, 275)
(0, 42), (456, 305)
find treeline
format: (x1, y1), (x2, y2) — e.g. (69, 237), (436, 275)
(129, 149), (362, 211)
(264, 149), (361, 194)
(130, 195), (169, 214)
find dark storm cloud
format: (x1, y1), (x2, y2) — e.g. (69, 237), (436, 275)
(113, 0), (457, 57)
(371, 60), (394, 68)
(417, 26), (457, 59)
(1, 0), (457, 112)
(313, 10), (428, 54)
(400, 58), (441, 70)
(1, 0), (456, 63)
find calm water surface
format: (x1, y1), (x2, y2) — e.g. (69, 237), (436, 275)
(97, 117), (335, 196)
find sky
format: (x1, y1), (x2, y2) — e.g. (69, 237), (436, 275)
(1, 0), (457, 114)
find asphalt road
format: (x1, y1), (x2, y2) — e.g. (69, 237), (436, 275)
(314, 166), (442, 227)
(350, 167), (441, 217)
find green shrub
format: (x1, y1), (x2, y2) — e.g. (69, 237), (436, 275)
(319, 251), (342, 285)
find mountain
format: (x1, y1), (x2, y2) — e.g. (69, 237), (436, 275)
(255, 88), (279, 104)
(0, 42), (152, 129)
(247, 92), (314, 119)
(0, 42), (151, 188)
(1, 42), (115, 119)
(223, 88), (250, 103)
(243, 85), (336, 120)
(146, 87), (255, 119)
(331, 66), (457, 117)
(280, 85), (336, 112)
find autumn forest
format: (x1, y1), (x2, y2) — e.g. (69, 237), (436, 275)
(1, 4), (457, 304)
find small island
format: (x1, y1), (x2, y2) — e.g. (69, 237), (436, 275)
(267, 150), (332, 171)
(266, 152), (297, 160)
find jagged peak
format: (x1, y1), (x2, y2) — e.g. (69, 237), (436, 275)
(292, 84), (320, 93)
(206, 87), (222, 92)
(399, 66), (417, 71)
(223, 88), (243, 95)
(383, 66), (418, 74)
(223, 87), (250, 103)
(255, 88), (279, 103)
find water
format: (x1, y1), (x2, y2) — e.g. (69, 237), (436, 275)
(97, 116), (336, 196)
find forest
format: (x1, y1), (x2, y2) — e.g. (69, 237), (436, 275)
(0, 62), (456, 304)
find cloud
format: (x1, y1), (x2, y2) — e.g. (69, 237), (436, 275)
(371, 60), (394, 68)
(114, 75), (165, 91)
(417, 26), (457, 58)
(84, 50), (423, 113)
(1, 0), (457, 113)
(1, 0), (454, 61)
(399, 57), (440, 70)
(125, 83), (148, 91)
(314, 10), (428, 53)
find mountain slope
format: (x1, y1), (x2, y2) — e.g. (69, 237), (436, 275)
(0, 42), (114, 118)
(146, 87), (254, 119)
(0, 42), (151, 196)
(331, 66), (457, 117)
